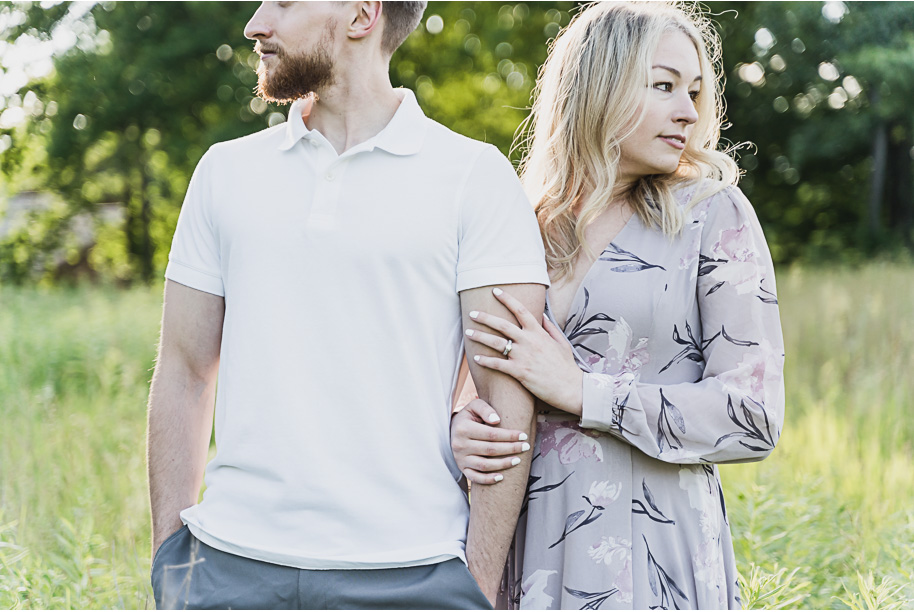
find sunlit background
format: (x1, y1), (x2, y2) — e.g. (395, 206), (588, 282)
(1, 1), (912, 609)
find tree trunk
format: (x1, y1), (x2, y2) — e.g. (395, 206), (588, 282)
(868, 121), (887, 238)
(138, 151), (153, 282)
(885, 119), (914, 244)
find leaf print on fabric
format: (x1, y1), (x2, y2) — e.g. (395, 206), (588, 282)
(549, 481), (621, 548)
(644, 535), (689, 610)
(755, 286), (778, 306)
(564, 289), (615, 353)
(720, 325), (759, 348)
(522, 469), (575, 516)
(659, 322), (718, 373)
(600, 243), (667, 273)
(563, 586), (620, 610)
(757, 280), (778, 304)
(520, 569), (557, 609)
(632, 479), (675, 525)
(539, 421), (605, 465)
(655, 389), (686, 454)
(697, 253), (727, 278)
(715, 396), (776, 453)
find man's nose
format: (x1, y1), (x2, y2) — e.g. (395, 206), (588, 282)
(244, 4), (272, 40)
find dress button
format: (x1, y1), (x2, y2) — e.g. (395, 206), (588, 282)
(325, 172), (334, 181)
(309, 139), (319, 147)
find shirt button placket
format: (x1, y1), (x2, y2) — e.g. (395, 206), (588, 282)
(308, 159), (345, 229)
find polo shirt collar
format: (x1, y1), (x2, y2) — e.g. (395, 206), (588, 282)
(278, 88), (426, 156)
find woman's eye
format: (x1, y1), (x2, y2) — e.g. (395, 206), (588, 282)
(689, 90), (700, 101)
(653, 82), (673, 92)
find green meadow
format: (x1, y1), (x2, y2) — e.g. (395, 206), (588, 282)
(1, 264), (912, 609)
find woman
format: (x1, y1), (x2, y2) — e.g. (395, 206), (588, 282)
(451, 2), (784, 609)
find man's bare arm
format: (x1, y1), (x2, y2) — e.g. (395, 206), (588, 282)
(459, 283), (546, 604)
(147, 280), (224, 559)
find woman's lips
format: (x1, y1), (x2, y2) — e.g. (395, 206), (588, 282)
(659, 135), (685, 150)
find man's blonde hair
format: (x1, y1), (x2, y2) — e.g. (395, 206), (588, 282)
(517, 2), (739, 281)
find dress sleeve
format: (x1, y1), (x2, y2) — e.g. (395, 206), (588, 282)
(579, 186), (785, 464)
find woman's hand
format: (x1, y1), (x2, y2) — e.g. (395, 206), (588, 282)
(467, 288), (584, 415)
(451, 399), (531, 485)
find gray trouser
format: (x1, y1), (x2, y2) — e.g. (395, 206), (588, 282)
(151, 526), (493, 610)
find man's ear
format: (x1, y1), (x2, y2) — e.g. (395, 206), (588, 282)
(348, 1), (382, 41)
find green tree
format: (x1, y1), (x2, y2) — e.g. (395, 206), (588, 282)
(711, 1), (914, 260)
(1, 1), (580, 284)
(2, 1), (267, 282)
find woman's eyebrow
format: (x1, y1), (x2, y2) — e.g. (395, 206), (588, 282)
(652, 65), (702, 82)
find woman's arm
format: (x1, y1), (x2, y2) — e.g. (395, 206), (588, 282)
(577, 187), (785, 464)
(459, 187), (785, 469)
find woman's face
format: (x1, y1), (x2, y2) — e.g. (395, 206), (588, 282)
(618, 30), (702, 184)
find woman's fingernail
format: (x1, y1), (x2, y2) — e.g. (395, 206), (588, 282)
(493, 288), (503, 296)
(511, 457), (521, 466)
(487, 413), (500, 423)
(469, 311), (479, 319)
(473, 355), (481, 362)
(521, 442), (531, 452)
(518, 433), (528, 441)
(465, 329), (474, 337)
(494, 474), (504, 482)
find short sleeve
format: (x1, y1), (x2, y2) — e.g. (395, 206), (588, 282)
(455, 146), (550, 292)
(165, 150), (224, 296)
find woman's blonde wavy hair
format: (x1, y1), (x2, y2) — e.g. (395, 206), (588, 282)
(516, 1), (739, 281)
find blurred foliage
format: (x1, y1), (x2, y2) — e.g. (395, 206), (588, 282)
(1, 1), (914, 284)
(707, 1), (914, 263)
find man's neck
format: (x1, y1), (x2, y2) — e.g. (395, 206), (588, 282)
(305, 69), (401, 155)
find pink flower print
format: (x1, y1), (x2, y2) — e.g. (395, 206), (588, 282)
(614, 558), (634, 604)
(710, 223), (761, 295)
(718, 339), (783, 402)
(539, 422), (604, 465)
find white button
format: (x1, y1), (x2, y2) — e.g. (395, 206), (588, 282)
(325, 172), (334, 181)
(309, 139), (319, 147)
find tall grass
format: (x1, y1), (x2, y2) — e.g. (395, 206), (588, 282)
(0, 286), (162, 609)
(1, 265), (912, 609)
(729, 264), (914, 609)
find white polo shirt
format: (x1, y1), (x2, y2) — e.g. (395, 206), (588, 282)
(166, 89), (549, 569)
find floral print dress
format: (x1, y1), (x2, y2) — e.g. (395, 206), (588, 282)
(499, 185), (785, 610)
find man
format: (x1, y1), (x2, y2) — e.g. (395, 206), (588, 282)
(147, 1), (548, 609)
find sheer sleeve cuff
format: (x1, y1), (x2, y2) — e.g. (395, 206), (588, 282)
(580, 371), (636, 433)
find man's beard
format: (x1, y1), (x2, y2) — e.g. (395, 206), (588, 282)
(255, 29), (335, 105)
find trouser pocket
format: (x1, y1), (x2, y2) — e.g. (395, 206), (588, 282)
(150, 525), (191, 610)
